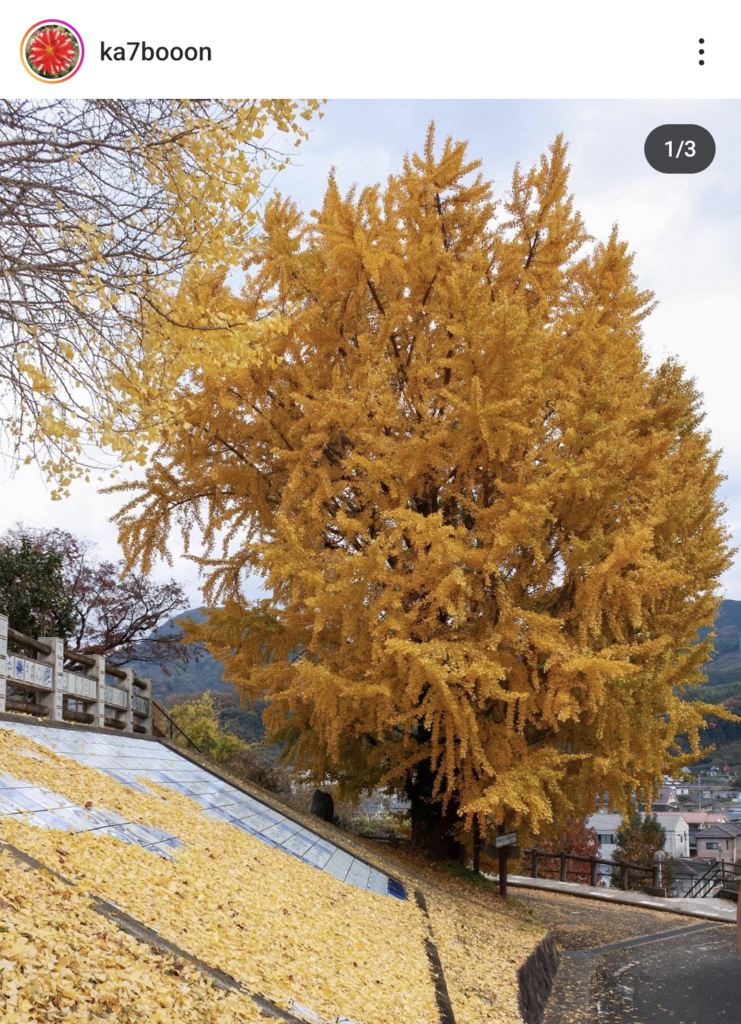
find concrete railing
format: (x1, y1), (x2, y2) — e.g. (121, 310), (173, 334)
(0, 613), (152, 735)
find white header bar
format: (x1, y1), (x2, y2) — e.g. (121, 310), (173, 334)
(2, 2), (737, 99)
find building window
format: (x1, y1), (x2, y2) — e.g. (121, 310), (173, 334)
(706, 842), (719, 850)
(598, 834), (615, 844)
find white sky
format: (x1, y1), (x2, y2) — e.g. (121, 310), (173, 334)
(2, 99), (740, 605)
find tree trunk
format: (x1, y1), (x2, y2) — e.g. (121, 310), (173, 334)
(405, 754), (463, 861)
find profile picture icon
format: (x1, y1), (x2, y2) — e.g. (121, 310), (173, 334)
(21, 20), (84, 82)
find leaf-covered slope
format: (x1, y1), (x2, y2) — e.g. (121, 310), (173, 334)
(0, 723), (544, 1024)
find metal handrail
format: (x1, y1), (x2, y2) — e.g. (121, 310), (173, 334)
(686, 859), (741, 899)
(685, 860), (722, 899)
(151, 699), (203, 754)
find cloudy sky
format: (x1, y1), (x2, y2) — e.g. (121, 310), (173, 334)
(2, 99), (740, 609)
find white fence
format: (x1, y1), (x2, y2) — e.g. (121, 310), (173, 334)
(0, 613), (152, 735)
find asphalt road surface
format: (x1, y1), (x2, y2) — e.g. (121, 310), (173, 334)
(594, 921), (741, 1023)
(512, 890), (740, 1024)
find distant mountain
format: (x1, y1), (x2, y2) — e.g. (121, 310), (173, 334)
(126, 608), (234, 699)
(125, 607), (267, 742)
(699, 599), (741, 692)
(683, 599), (741, 767)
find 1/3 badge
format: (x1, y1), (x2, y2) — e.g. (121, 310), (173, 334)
(645, 124), (715, 174)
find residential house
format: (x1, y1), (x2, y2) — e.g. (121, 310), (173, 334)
(680, 812), (728, 855)
(651, 786), (680, 813)
(652, 813), (690, 858)
(586, 810), (689, 866)
(696, 821), (741, 864)
(586, 812), (622, 883)
(671, 857), (718, 897)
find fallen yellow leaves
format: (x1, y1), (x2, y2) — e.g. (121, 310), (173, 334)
(423, 891), (539, 1024)
(0, 727), (438, 1023)
(348, 842), (547, 1024)
(0, 851), (267, 1023)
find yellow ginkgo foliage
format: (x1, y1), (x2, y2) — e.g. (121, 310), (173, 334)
(113, 127), (734, 856)
(1, 99), (322, 486)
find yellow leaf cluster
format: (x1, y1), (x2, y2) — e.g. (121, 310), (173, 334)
(112, 126), (734, 843)
(11, 99), (322, 488)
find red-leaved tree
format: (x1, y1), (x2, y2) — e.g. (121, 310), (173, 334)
(538, 817), (600, 883)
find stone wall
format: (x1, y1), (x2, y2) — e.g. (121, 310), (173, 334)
(518, 933), (560, 1024)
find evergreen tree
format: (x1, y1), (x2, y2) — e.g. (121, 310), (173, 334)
(0, 535), (75, 640)
(612, 811), (668, 890)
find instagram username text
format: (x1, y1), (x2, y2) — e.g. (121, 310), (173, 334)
(101, 42), (212, 62)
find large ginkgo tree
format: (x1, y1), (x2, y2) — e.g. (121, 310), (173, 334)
(114, 128), (733, 856)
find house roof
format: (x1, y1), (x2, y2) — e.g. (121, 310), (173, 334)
(586, 813), (622, 830)
(671, 857), (718, 878)
(681, 812), (728, 825)
(651, 813), (688, 831)
(656, 786), (678, 802)
(696, 822), (741, 840)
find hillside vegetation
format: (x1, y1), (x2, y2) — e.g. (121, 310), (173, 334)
(682, 599), (741, 767)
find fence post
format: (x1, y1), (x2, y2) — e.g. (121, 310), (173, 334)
(38, 636), (65, 721)
(0, 614), (7, 713)
(531, 849), (539, 879)
(590, 856), (598, 887)
(620, 863), (629, 891)
(560, 852), (567, 882)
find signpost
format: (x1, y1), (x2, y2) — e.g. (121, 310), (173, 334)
(483, 828), (517, 898)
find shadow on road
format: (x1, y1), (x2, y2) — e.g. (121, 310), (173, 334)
(512, 890), (739, 1024)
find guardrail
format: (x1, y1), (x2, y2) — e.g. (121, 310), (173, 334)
(0, 613), (152, 735)
(525, 848), (659, 890)
(685, 859), (741, 899)
(151, 699), (203, 754)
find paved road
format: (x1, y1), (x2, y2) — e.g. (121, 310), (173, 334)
(594, 921), (741, 1022)
(512, 890), (740, 1024)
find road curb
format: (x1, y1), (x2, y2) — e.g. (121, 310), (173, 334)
(505, 875), (736, 923)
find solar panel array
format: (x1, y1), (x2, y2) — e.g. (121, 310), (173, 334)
(0, 720), (406, 899)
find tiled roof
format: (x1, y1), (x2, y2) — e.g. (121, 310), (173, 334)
(671, 857), (718, 877)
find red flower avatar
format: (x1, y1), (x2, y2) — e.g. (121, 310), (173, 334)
(29, 28), (74, 76)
